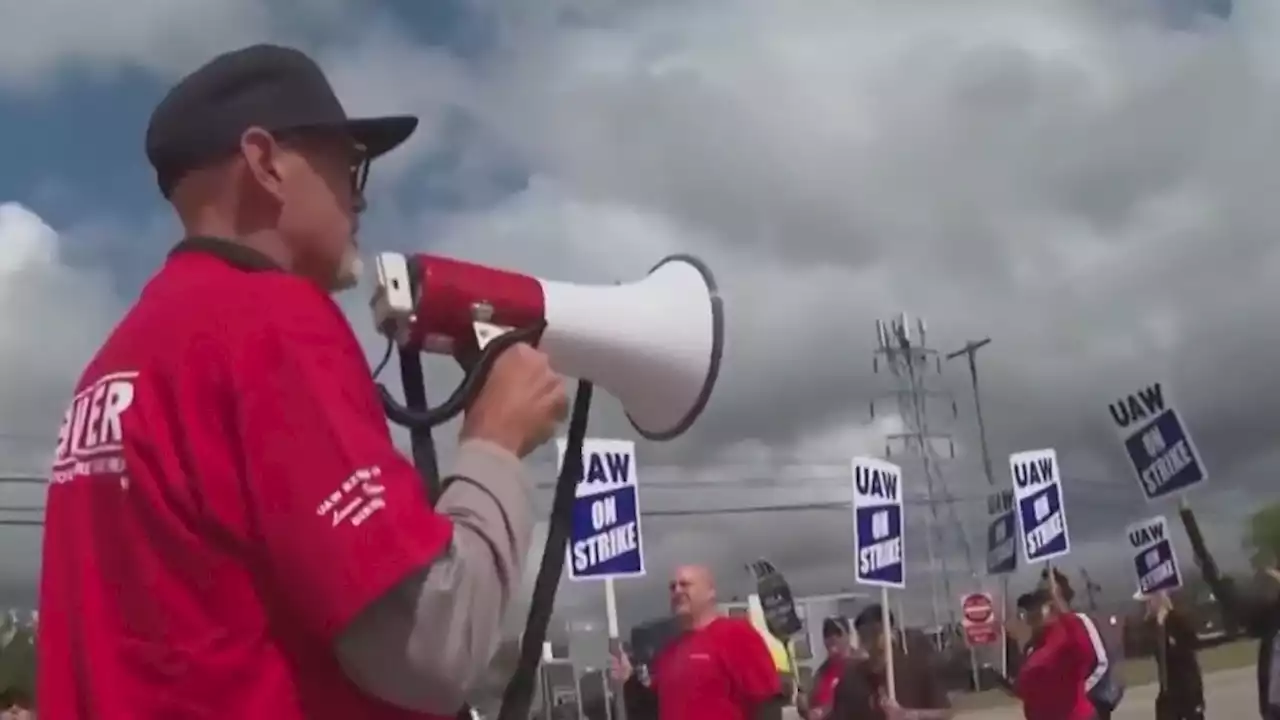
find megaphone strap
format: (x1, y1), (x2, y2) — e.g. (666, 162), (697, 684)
(494, 381), (595, 720)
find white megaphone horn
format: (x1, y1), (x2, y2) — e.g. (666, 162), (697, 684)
(370, 251), (725, 440)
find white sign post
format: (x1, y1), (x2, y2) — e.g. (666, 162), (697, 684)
(852, 457), (906, 702)
(1127, 515), (1183, 597)
(1009, 448), (1072, 566)
(561, 438), (645, 720)
(1107, 382), (1207, 502)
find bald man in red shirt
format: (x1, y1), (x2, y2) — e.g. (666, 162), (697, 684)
(614, 565), (784, 720)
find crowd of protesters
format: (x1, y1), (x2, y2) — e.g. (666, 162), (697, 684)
(778, 498), (1280, 720)
(600, 494), (1280, 720)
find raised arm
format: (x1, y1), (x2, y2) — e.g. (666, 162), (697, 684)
(1178, 501), (1269, 637)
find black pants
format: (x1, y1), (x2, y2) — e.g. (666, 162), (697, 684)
(1155, 692), (1205, 720)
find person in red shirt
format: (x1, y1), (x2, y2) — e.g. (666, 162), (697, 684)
(37, 44), (568, 719)
(1014, 573), (1099, 720)
(613, 565), (784, 720)
(804, 617), (856, 719)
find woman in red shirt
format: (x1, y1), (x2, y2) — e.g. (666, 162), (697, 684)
(806, 617), (858, 719)
(1015, 572), (1099, 720)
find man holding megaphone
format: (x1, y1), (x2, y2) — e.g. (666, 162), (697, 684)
(38, 44), (565, 720)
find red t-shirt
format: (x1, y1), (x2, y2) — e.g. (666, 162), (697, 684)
(809, 656), (845, 711)
(1015, 613), (1097, 720)
(650, 617), (782, 720)
(38, 249), (455, 719)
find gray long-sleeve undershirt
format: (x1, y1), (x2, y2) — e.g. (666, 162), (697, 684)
(334, 439), (535, 715)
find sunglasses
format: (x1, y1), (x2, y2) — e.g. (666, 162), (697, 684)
(274, 129), (372, 197)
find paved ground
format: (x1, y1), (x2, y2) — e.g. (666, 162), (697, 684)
(776, 667), (1254, 720)
(957, 667), (1254, 719)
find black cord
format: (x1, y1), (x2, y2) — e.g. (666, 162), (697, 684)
(495, 381), (594, 720)
(378, 323), (546, 432)
(372, 338), (394, 379)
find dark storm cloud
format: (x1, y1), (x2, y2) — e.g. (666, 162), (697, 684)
(395, 0), (1280, 621)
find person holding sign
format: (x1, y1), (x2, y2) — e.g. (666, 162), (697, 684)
(1136, 591), (1204, 720)
(1014, 572), (1102, 720)
(828, 606), (951, 720)
(1179, 502), (1280, 720)
(612, 565), (784, 720)
(984, 592), (1052, 698)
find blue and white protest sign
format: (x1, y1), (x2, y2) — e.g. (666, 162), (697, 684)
(1127, 515), (1183, 596)
(1010, 448), (1071, 565)
(560, 438), (645, 581)
(851, 457), (905, 589)
(1108, 382), (1207, 502)
(986, 489), (1018, 576)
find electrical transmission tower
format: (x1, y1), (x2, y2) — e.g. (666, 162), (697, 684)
(871, 313), (979, 644)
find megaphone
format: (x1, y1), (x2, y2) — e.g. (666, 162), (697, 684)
(370, 252), (725, 440)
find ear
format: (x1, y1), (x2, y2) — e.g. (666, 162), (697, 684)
(239, 127), (286, 202)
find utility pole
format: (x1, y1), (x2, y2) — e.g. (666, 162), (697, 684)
(946, 338), (1012, 676)
(945, 339), (996, 489)
(873, 314), (978, 652)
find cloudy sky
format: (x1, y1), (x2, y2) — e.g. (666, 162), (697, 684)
(0, 0), (1269, 640)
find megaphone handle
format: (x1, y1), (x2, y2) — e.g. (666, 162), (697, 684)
(397, 347), (444, 503)
(495, 380), (595, 720)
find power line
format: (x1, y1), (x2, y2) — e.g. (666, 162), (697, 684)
(0, 482), (1143, 532)
(0, 474), (1138, 522)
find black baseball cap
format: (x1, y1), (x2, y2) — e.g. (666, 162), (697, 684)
(145, 44), (418, 197)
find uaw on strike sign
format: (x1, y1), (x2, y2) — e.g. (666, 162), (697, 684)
(851, 457), (905, 588)
(1127, 515), (1182, 596)
(986, 489), (1017, 576)
(1010, 448), (1071, 565)
(560, 438), (645, 581)
(1107, 382), (1207, 502)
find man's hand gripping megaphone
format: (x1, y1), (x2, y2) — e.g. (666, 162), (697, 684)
(367, 251), (724, 719)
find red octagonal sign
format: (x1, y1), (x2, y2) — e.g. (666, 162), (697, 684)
(961, 593), (998, 646)
(962, 593), (994, 624)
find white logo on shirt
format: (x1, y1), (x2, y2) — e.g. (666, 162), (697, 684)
(50, 371), (138, 486)
(315, 466), (387, 528)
